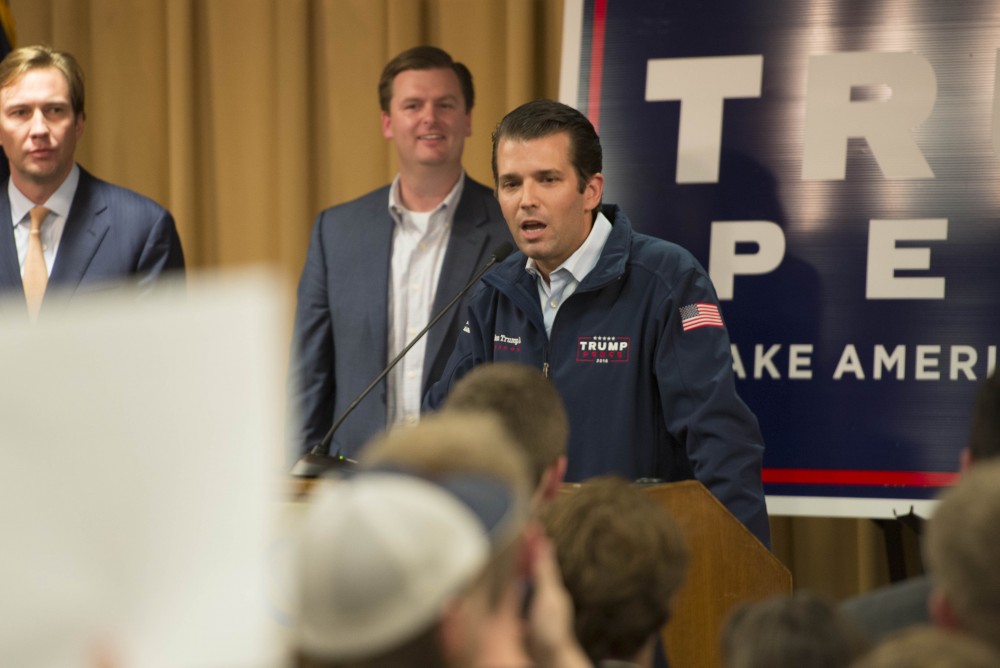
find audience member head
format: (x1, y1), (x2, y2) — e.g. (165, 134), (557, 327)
(443, 362), (569, 503)
(925, 459), (1000, 650)
(360, 412), (532, 602)
(360, 411), (532, 504)
(851, 625), (1000, 668)
(720, 591), (870, 668)
(377, 45), (474, 113)
(964, 371), (1000, 468)
(295, 468), (523, 668)
(358, 413), (545, 668)
(541, 475), (689, 666)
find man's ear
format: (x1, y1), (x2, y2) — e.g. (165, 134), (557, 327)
(438, 597), (463, 661)
(929, 585), (961, 631)
(514, 519), (547, 582)
(381, 111), (393, 140)
(583, 172), (604, 213)
(960, 447), (974, 474)
(540, 456), (567, 503)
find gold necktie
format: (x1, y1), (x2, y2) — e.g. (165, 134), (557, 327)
(23, 206), (50, 321)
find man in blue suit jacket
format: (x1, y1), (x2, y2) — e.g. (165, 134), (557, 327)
(289, 46), (510, 460)
(0, 45), (184, 322)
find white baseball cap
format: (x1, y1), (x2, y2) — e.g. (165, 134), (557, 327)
(296, 471), (517, 660)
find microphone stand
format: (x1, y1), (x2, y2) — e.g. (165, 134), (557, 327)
(289, 243), (513, 478)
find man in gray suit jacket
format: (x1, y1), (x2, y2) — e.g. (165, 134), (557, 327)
(0, 45), (184, 322)
(289, 46), (510, 460)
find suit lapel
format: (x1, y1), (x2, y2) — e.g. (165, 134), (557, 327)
(48, 169), (110, 290)
(367, 195), (393, 368)
(422, 182), (496, 388)
(0, 187), (28, 318)
(0, 187), (23, 291)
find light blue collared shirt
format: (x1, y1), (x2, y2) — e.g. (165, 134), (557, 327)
(10, 164), (81, 277)
(526, 210), (613, 337)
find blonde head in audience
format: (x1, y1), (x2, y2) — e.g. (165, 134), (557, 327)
(361, 412), (533, 606)
(721, 591), (870, 668)
(296, 413), (532, 668)
(443, 362), (569, 503)
(851, 625), (1000, 668)
(354, 412), (592, 668)
(925, 459), (1000, 651)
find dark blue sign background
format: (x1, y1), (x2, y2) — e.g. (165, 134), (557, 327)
(568, 0), (1000, 506)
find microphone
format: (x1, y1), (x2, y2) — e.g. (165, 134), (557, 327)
(290, 241), (515, 478)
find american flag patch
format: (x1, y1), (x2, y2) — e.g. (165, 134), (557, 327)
(679, 302), (724, 332)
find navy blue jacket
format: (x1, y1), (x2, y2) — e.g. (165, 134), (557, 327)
(426, 204), (770, 546)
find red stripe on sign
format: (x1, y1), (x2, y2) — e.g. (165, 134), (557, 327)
(586, 0), (607, 133)
(763, 468), (960, 487)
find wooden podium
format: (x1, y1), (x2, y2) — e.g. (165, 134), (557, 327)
(564, 480), (791, 668)
(292, 476), (789, 667)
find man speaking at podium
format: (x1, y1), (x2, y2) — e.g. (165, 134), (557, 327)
(426, 99), (770, 546)
(289, 47), (509, 460)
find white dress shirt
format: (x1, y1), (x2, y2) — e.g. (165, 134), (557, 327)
(385, 173), (464, 427)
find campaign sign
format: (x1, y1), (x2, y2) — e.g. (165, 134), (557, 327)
(560, 0), (1000, 517)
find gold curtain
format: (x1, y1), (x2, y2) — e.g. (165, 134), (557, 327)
(13, 0), (563, 276)
(11, 0), (911, 602)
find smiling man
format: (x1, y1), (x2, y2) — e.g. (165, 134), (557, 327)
(289, 46), (510, 461)
(0, 45), (184, 322)
(426, 99), (770, 547)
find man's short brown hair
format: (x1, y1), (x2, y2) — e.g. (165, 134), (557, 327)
(541, 476), (688, 663)
(443, 362), (568, 488)
(720, 591), (870, 668)
(0, 45), (85, 117)
(377, 45), (474, 113)
(852, 625), (1000, 668)
(491, 99), (602, 195)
